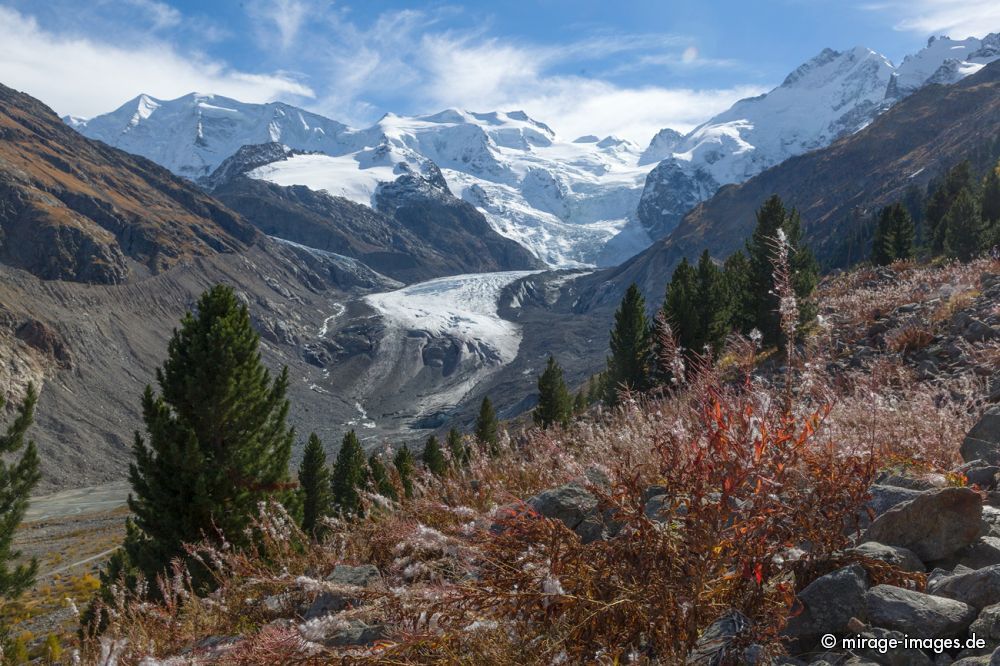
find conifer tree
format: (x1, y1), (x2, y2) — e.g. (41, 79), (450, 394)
(943, 188), (985, 261)
(393, 445), (416, 499)
(446, 428), (468, 468)
(586, 374), (602, 404)
(982, 162), (1000, 227)
(574, 390), (587, 414)
(744, 195), (818, 345)
(605, 283), (651, 402)
(0, 384), (41, 601)
(926, 161), (974, 252)
(421, 435), (448, 477)
(474, 396), (499, 456)
(534, 356), (573, 429)
(123, 285), (295, 588)
(695, 250), (727, 353)
(368, 455), (398, 501)
(297, 433), (331, 536)
(872, 203), (915, 265)
(664, 258), (699, 352)
(331, 430), (366, 517)
(721, 250), (754, 335)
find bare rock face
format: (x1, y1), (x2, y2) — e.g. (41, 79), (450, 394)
(15, 319), (71, 368)
(864, 487), (982, 562)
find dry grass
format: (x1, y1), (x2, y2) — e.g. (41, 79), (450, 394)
(73, 258), (999, 664)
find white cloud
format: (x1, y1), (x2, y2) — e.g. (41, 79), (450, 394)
(247, 0), (309, 51)
(300, 13), (759, 144)
(864, 0), (1000, 38)
(0, 6), (314, 117)
(414, 34), (763, 142)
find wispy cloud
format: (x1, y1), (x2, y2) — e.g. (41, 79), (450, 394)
(0, 6), (313, 117)
(247, 0), (310, 51)
(0, 2), (764, 144)
(863, 0), (1000, 38)
(285, 7), (760, 143)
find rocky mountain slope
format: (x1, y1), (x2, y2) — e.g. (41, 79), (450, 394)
(577, 57), (1000, 313)
(0, 83), (256, 284)
(636, 34), (1000, 241)
(204, 144), (542, 283)
(72, 100), (655, 267)
(0, 86), (408, 491)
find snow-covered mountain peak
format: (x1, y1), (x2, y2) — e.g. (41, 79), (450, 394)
(636, 32), (1000, 241)
(67, 92), (350, 179)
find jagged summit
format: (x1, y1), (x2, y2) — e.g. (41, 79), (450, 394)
(635, 33), (1000, 241)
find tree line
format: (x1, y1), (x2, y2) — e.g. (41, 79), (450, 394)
(870, 158), (1000, 265)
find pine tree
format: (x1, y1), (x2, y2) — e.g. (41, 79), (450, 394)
(534, 356), (572, 429)
(983, 162), (1000, 226)
(446, 427), (468, 468)
(368, 455), (398, 501)
(0, 384), (41, 601)
(943, 188), (985, 261)
(695, 250), (727, 353)
(297, 433), (331, 536)
(393, 445), (415, 499)
(872, 203), (915, 266)
(474, 396), (499, 456)
(123, 285), (295, 589)
(421, 435), (448, 477)
(744, 195), (818, 346)
(605, 283), (652, 402)
(927, 161), (974, 253)
(573, 390), (587, 414)
(721, 250), (754, 335)
(331, 430), (366, 517)
(664, 258), (698, 352)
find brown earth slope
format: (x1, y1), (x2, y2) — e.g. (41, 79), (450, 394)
(0, 83), (256, 284)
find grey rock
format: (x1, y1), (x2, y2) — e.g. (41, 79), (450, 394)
(984, 507), (1000, 539)
(963, 408), (1000, 465)
(303, 592), (349, 620)
(850, 542), (925, 572)
(865, 584), (976, 638)
(686, 611), (756, 665)
(326, 564), (381, 588)
(528, 483), (599, 531)
(967, 467), (1000, 491)
(927, 565), (1000, 610)
(931, 537), (1000, 571)
(970, 603), (1000, 643)
(864, 487), (982, 561)
(321, 619), (386, 647)
(784, 565), (869, 643)
(849, 626), (933, 666)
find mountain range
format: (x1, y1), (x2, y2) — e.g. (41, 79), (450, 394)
(3, 32), (1000, 492)
(69, 34), (1000, 268)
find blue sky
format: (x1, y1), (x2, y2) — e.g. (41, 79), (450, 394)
(1, 0), (998, 144)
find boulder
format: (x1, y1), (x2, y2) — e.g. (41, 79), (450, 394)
(931, 537), (1000, 571)
(864, 487), (982, 561)
(983, 506), (1000, 539)
(528, 483), (598, 531)
(967, 466), (1000, 491)
(856, 485), (923, 529)
(848, 626), (933, 666)
(927, 565), (1000, 610)
(865, 585), (976, 638)
(970, 603), (1000, 643)
(850, 542), (924, 572)
(326, 564), (381, 588)
(686, 611), (762, 665)
(784, 565), (869, 644)
(963, 408), (1000, 465)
